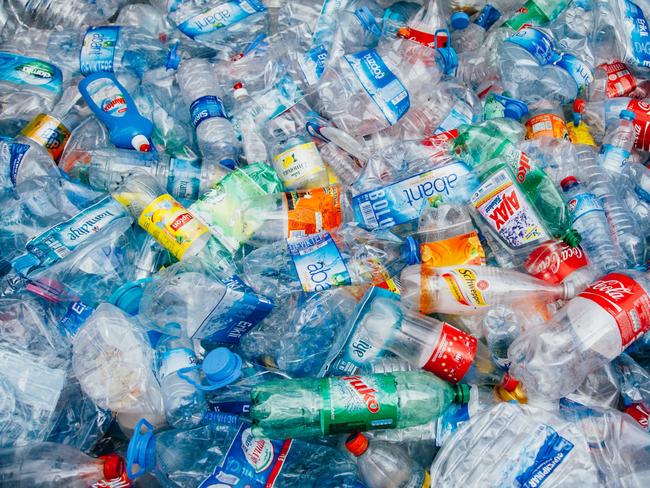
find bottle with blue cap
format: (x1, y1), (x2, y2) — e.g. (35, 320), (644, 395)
(448, 0), (482, 31)
(242, 223), (421, 300)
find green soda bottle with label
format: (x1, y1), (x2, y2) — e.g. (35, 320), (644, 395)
(249, 370), (469, 439)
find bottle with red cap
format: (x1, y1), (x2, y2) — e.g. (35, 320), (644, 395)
(0, 442), (130, 487)
(232, 81), (269, 165)
(345, 432), (431, 488)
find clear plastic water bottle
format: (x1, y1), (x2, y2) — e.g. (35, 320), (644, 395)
(599, 110), (636, 180)
(232, 81), (269, 165)
(177, 58), (239, 171)
(560, 176), (626, 273)
(1, 0), (106, 33)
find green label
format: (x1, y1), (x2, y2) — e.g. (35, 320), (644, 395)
(505, 1), (548, 30)
(320, 374), (398, 434)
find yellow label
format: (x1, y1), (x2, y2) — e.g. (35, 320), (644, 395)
(567, 121), (596, 146)
(440, 268), (487, 307)
(20, 113), (70, 161)
(422, 470), (431, 488)
(273, 142), (324, 186)
(421, 232), (486, 267)
(137, 194), (209, 260)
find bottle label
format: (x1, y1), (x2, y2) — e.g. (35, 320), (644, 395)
(567, 192), (605, 221)
(475, 4), (502, 30)
(397, 27), (445, 49)
(20, 113), (70, 161)
(514, 425), (574, 488)
(566, 121), (596, 146)
(624, 0), (650, 68)
(177, 0), (266, 39)
(320, 374), (398, 434)
(344, 48), (410, 125)
(58, 301), (94, 336)
(24, 196), (128, 269)
(167, 157), (202, 201)
(190, 95), (227, 129)
(325, 286), (401, 376)
(423, 322), (477, 383)
(554, 53), (592, 94)
(200, 422), (293, 488)
(578, 273), (650, 349)
(287, 232), (351, 292)
(0, 52), (62, 93)
(134, 193), (209, 260)
(471, 168), (547, 248)
(299, 44), (329, 86)
(352, 162), (473, 230)
(625, 403), (650, 430)
(92, 474), (131, 488)
(505, 28), (558, 66)
(423, 267), (490, 315)
(601, 61), (636, 98)
(525, 114), (568, 140)
(80, 26), (120, 75)
(505, 1), (548, 30)
(158, 347), (197, 379)
(599, 144), (630, 175)
(272, 142), (324, 187)
(525, 241), (589, 284)
(1, 141), (30, 187)
(625, 100), (650, 151)
(285, 185), (342, 238)
(194, 274), (274, 343)
(420, 232), (486, 268)
(85, 77), (128, 117)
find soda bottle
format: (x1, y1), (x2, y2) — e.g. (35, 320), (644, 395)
(249, 370), (469, 438)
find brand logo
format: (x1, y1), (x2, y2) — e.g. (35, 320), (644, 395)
(102, 95), (127, 115)
(351, 339), (373, 358)
(529, 243), (584, 277)
(488, 190), (520, 230)
(241, 428), (275, 473)
(342, 375), (380, 413)
(362, 52), (385, 80)
(170, 212), (193, 231)
(516, 153), (531, 183)
(590, 278), (634, 301)
(17, 63), (53, 85)
(193, 7), (233, 32)
(67, 210), (115, 241)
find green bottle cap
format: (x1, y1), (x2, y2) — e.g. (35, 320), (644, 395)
(454, 383), (471, 404)
(562, 229), (582, 248)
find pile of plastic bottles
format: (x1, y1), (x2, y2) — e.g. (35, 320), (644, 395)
(3, 0), (650, 486)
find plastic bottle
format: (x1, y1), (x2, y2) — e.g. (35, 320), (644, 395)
(560, 176), (626, 273)
(232, 82), (269, 165)
(249, 370), (469, 438)
(523, 100), (569, 140)
(345, 432), (430, 488)
(589, 61), (637, 100)
(508, 271), (650, 400)
(400, 264), (569, 315)
(155, 335), (207, 428)
(0, 0), (106, 33)
(177, 58), (238, 170)
(79, 73), (154, 152)
(599, 110), (637, 179)
(448, 0), (483, 30)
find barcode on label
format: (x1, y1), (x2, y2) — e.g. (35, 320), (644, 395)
(359, 201), (379, 228)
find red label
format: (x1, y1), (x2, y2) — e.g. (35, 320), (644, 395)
(489, 189), (521, 230)
(423, 322), (477, 383)
(578, 273), (650, 349)
(342, 375), (380, 413)
(170, 212), (193, 231)
(625, 403), (649, 430)
(265, 439), (293, 488)
(397, 27), (447, 48)
(626, 100), (650, 151)
(602, 61), (637, 98)
(525, 241), (589, 284)
(92, 474), (131, 488)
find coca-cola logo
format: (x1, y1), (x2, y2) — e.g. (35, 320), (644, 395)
(530, 245), (584, 276)
(590, 279), (634, 301)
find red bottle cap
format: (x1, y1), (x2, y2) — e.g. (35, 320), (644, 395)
(560, 176), (578, 190)
(101, 454), (125, 480)
(500, 374), (520, 392)
(233, 82), (243, 90)
(573, 99), (586, 114)
(345, 433), (369, 456)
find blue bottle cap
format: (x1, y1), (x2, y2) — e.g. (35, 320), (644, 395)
(11, 253), (39, 275)
(126, 419), (156, 479)
(503, 99), (529, 120)
(165, 42), (181, 70)
(451, 12), (470, 30)
(402, 236), (421, 265)
(620, 109), (636, 121)
(220, 158), (237, 170)
(109, 278), (151, 316)
(202, 347), (243, 389)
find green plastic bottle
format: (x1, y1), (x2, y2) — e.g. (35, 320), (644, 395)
(249, 371), (469, 439)
(504, 0), (570, 31)
(450, 119), (526, 169)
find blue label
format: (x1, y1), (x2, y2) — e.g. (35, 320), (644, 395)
(177, 0), (266, 39)
(0, 52), (62, 93)
(300, 44), (329, 85)
(196, 275), (274, 343)
(435, 403), (470, 446)
(190, 95), (228, 129)
(554, 53), (592, 93)
(345, 48), (410, 125)
(2, 142), (30, 187)
(287, 232), (351, 292)
(567, 192), (604, 221)
(79, 26), (120, 75)
(514, 426), (574, 488)
(326, 287), (400, 376)
(352, 162), (475, 230)
(207, 400), (251, 415)
(599, 144), (630, 174)
(59, 301), (94, 336)
(625, 0), (650, 68)
(200, 422), (292, 488)
(23, 196), (129, 270)
(167, 157), (202, 201)
(506, 28), (559, 65)
(475, 4), (501, 30)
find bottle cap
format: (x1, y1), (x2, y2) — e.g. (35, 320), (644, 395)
(402, 236), (421, 265)
(560, 175), (578, 190)
(100, 454), (125, 480)
(126, 419), (156, 479)
(454, 383), (471, 404)
(500, 374), (520, 392)
(165, 42), (181, 70)
(503, 99), (529, 120)
(131, 135), (151, 152)
(620, 109), (636, 121)
(562, 228), (582, 248)
(450, 11), (470, 30)
(220, 158), (237, 170)
(202, 347), (243, 389)
(345, 433), (369, 456)
(233, 82), (248, 99)
(495, 384), (528, 403)
(109, 278), (151, 316)
(573, 99), (586, 114)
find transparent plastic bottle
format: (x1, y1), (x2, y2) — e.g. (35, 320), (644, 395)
(1, 0), (106, 33)
(599, 110), (637, 179)
(232, 82), (269, 165)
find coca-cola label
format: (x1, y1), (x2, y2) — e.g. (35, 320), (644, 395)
(579, 273), (650, 349)
(525, 241), (589, 284)
(625, 99), (650, 151)
(625, 403), (649, 430)
(602, 61), (637, 98)
(423, 322), (477, 383)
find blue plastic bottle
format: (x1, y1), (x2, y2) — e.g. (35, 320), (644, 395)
(78, 73), (154, 152)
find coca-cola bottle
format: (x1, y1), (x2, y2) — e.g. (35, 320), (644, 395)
(508, 271), (650, 400)
(524, 240), (599, 295)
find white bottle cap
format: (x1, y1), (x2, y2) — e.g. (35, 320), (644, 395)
(233, 82), (249, 100)
(131, 135), (151, 152)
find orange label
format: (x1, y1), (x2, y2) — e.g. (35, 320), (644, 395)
(525, 113), (568, 140)
(20, 113), (70, 161)
(285, 185), (342, 238)
(420, 232), (486, 268)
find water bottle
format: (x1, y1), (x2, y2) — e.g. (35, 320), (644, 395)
(0, 0), (106, 33)
(345, 432), (430, 488)
(177, 58), (239, 170)
(560, 176), (626, 273)
(231, 81), (270, 164)
(155, 335), (207, 428)
(250, 370), (470, 438)
(589, 61), (637, 100)
(599, 110), (636, 180)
